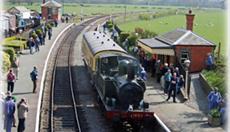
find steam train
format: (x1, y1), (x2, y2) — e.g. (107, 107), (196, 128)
(82, 31), (154, 122)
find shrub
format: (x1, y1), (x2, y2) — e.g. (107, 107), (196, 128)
(32, 32), (38, 39)
(139, 14), (151, 21)
(127, 33), (138, 47)
(107, 23), (113, 30)
(140, 30), (157, 39)
(36, 29), (43, 36)
(119, 32), (130, 43)
(135, 27), (144, 35)
(46, 24), (52, 29)
(2, 51), (11, 73)
(106, 20), (113, 26)
(3, 47), (16, 63)
(210, 108), (221, 118)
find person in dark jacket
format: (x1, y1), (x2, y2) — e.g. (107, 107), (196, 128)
(176, 75), (184, 94)
(166, 72), (178, 103)
(155, 60), (161, 83)
(30, 67), (38, 93)
(48, 28), (52, 40)
(161, 63), (169, 76)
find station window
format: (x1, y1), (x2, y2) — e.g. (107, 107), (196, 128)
(180, 51), (189, 64)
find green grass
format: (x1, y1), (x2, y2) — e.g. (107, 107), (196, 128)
(4, 3), (162, 16)
(118, 9), (226, 54)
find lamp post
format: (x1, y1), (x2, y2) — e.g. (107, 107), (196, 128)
(19, 29), (23, 41)
(184, 59), (191, 100)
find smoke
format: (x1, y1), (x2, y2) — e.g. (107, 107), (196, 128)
(0, 0), (4, 131)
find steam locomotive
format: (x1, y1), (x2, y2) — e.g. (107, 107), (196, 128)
(82, 31), (154, 121)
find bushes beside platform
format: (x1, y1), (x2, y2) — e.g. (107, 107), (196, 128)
(3, 47), (16, 63)
(201, 56), (225, 96)
(1, 51), (11, 72)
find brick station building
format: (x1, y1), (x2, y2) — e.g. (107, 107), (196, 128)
(137, 10), (216, 72)
(41, 0), (62, 20)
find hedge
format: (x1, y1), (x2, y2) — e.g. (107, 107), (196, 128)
(3, 47), (16, 63)
(127, 33), (138, 47)
(2, 51), (11, 72)
(2, 43), (24, 52)
(139, 14), (151, 20)
(36, 29), (43, 36)
(202, 66), (225, 96)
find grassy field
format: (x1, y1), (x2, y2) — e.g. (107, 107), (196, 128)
(118, 9), (226, 54)
(4, 3), (164, 16)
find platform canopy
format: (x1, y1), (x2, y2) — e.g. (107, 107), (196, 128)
(41, 0), (62, 8)
(138, 38), (175, 56)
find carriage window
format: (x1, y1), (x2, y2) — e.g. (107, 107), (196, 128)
(101, 57), (118, 76)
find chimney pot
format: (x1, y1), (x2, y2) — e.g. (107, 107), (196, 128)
(186, 10), (195, 31)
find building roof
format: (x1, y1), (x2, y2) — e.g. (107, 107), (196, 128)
(138, 38), (171, 49)
(83, 31), (127, 56)
(8, 6), (30, 13)
(155, 28), (215, 46)
(41, 0), (62, 8)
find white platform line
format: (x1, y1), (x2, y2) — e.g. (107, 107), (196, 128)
(154, 114), (171, 132)
(35, 23), (74, 132)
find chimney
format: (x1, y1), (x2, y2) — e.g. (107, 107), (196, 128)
(186, 10), (195, 31)
(42, 0), (46, 4)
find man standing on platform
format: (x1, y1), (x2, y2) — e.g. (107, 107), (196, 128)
(30, 67), (38, 93)
(4, 93), (16, 132)
(166, 72), (178, 103)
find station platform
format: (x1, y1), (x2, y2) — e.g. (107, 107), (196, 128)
(145, 74), (225, 132)
(3, 22), (71, 132)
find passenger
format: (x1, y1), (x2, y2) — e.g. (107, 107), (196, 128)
(140, 67), (147, 81)
(30, 67), (38, 93)
(4, 93), (16, 132)
(7, 69), (16, 93)
(17, 98), (29, 132)
(28, 37), (35, 54)
(207, 87), (222, 111)
(206, 53), (214, 70)
(65, 16), (69, 23)
(174, 67), (180, 77)
(155, 60), (161, 83)
(48, 28), (52, 40)
(0, 92), (5, 130)
(176, 75), (184, 94)
(164, 69), (172, 94)
(150, 55), (156, 77)
(12, 58), (19, 80)
(5, 91), (17, 127)
(34, 36), (40, 52)
(169, 63), (174, 74)
(161, 63), (169, 76)
(166, 72), (178, 103)
(219, 101), (226, 125)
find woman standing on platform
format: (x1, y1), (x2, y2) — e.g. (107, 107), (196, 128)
(17, 98), (28, 132)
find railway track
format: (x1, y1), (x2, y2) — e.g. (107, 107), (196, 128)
(50, 25), (82, 132)
(38, 16), (108, 132)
